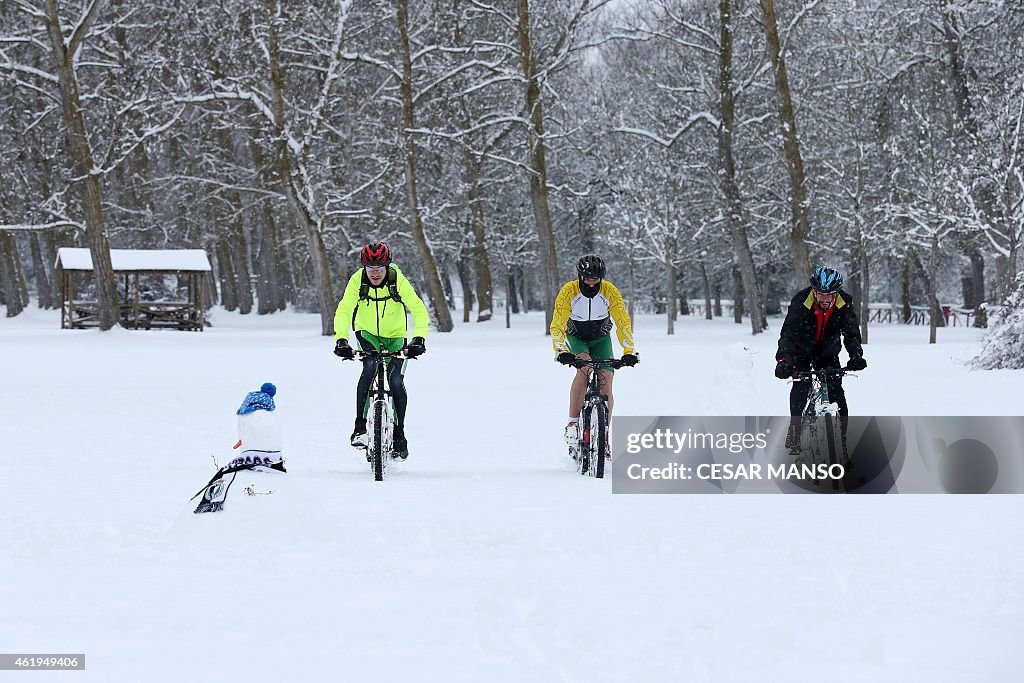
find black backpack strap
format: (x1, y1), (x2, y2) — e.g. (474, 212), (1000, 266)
(358, 269), (371, 301)
(387, 266), (403, 304)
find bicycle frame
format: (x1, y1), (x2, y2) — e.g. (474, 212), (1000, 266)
(790, 367), (847, 491)
(351, 348), (406, 481)
(568, 357), (626, 479)
(797, 369), (841, 417)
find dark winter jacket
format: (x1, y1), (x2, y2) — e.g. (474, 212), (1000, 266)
(776, 287), (863, 363)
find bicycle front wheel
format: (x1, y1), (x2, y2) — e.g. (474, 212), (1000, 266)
(371, 400), (386, 481)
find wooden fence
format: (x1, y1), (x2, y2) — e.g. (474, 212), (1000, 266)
(684, 300), (980, 327)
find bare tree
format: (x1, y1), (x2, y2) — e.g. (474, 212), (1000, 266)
(395, 0), (454, 332)
(516, 0), (561, 331)
(757, 0), (813, 288)
(42, 0), (118, 328)
(718, 0), (766, 334)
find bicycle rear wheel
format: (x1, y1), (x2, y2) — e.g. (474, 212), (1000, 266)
(577, 406), (591, 475)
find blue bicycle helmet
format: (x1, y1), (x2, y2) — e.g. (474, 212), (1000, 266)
(810, 266), (843, 293)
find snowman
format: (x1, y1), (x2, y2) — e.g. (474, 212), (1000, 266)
(193, 382), (286, 513)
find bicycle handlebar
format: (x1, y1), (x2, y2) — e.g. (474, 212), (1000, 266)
(561, 357), (631, 370)
(790, 366), (856, 380)
(341, 348), (411, 361)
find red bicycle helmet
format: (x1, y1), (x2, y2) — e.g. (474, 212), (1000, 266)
(360, 242), (392, 267)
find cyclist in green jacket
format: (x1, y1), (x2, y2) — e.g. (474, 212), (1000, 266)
(333, 242), (430, 459)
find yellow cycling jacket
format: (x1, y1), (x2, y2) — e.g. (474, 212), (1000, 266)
(550, 279), (635, 354)
(333, 265), (430, 341)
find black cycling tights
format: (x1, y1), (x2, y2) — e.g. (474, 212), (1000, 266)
(355, 333), (408, 428)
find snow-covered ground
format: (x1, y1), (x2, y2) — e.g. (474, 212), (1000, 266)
(1, 306), (1021, 681)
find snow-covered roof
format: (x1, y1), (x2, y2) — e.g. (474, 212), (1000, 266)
(56, 248), (212, 272)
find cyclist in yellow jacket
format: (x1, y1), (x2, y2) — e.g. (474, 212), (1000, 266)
(333, 242), (430, 460)
(551, 254), (638, 455)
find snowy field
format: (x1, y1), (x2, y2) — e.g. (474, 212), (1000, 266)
(1, 305), (1022, 682)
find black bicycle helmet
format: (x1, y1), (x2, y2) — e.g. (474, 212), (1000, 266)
(576, 254), (606, 279)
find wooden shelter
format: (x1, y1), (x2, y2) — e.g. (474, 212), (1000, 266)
(55, 248), (212, 330)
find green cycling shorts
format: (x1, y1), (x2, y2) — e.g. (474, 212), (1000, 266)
(567, 334), (615, 371)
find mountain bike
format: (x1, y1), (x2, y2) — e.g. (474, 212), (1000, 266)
(789, 367), (849, 491)
(565, 357), (629, 479)
(343, 348), (407, 482)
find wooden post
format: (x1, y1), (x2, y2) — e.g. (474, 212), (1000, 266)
(60, 270), (67, 329)
(68, 272), (76, 328)
(133, 273), (140, 329)
(199, 273), (205, 331)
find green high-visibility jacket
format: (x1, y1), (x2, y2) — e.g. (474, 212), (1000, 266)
(333, 265), (430, 341)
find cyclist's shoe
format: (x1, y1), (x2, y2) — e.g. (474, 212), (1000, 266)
(392, 425), (409, 461)
(350, 418), (368, 449)
(564, 422), (580, 460)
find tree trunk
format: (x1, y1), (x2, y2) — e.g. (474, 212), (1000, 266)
(666, 233), (677, 334)
(467, 157), (494, 322)
(0, 232), (26, 317)
(30, 232), (54, 309)
(719, 0), (765, 335)
(517, 0), (559, 333)
(204, 242), (220, 307)
(927, 236), (940, 344)
(396, 0), (453, 332)
(441, 260), (456, 311)
(508, 265), (520, 314)
(229, 190), (254, 315)
(732, 265), (744, 324)
(666, 253), (677, 335)
(700, 260), (713, 320)
(517, 265), (528, 312)
(913, 251), (944, 333)
(216, 127), (254, 314)
(216, 237), (239, 312)
(1007, 207), (1019, 295)
(449, 6), (494, 324)
(968, 247), (987, 328)
(942, 6), (975, 139)
(44, 0), (119, 330)
(859, 240), (870, 344)
(457, 254), (474, 323)
(763, 263), (782, 316)
(901, 258), (912, 323)
(249, 136), (288, 312)
(758, 0), (812, 289)
(944, 3), (992, 330)
(850, 220), (869, 343)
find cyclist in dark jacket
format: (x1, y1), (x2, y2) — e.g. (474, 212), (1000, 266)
(775, 266), (867, 452)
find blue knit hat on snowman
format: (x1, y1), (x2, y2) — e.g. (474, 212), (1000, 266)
(237, 382), (277, 415)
